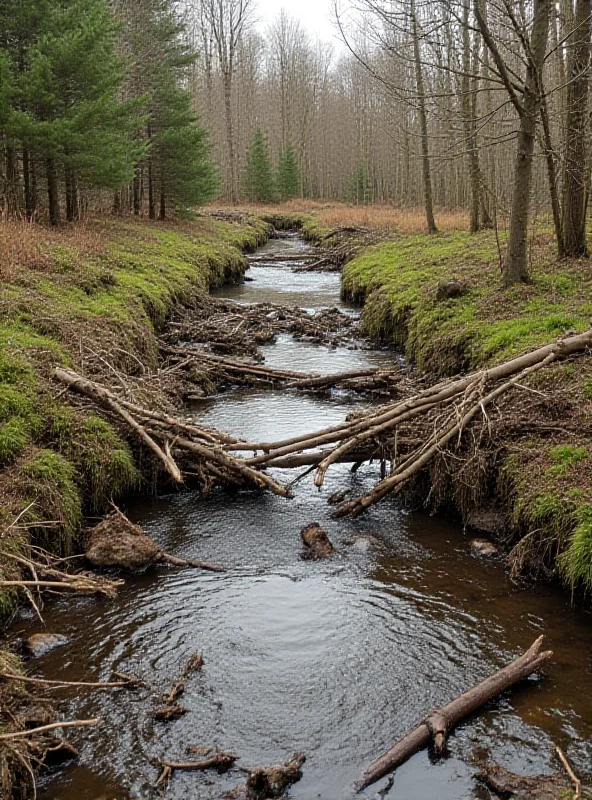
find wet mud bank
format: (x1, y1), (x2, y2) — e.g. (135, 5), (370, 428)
(5, 233), (592, 800)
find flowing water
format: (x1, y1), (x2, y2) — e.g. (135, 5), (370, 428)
(13, 235), (592, 800)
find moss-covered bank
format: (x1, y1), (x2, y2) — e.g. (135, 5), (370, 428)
(342, 231), (592, 597)
(0, 213), (271, 620)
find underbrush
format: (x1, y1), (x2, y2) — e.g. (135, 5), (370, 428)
(0, 213), (270, 620)
(342, 230), (592, 597)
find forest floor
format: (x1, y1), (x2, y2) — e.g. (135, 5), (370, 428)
(341, 227), (592, 597)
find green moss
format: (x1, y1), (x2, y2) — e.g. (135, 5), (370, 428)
(559, 506), (592, 594)
(21, 450), (82, 553)
(547, 445), (589, 478)
(342, 231), (592, 375)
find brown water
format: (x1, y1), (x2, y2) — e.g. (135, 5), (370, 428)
(13, 235), (592, 800)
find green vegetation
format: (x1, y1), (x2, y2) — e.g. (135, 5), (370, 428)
(342, 232), (592, 375)
(0, 214), (271, 618)
(342, 229), (592, 596)
(276, 144), (301, 202)
(242, 129), (275, 203)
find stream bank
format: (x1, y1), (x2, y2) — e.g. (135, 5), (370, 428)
(342, 232), (592, 597)
(6, 232), (591, 800)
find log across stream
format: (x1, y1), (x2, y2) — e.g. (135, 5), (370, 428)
(13, 234), (592, 799)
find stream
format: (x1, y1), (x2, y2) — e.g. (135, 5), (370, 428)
(14, 234), (592, 800)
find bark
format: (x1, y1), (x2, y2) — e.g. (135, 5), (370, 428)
(504, 0), (551, 285)
(159, 187), (166, 221)
(65, 166), (79, 222)
(223, 69), (238, 204)
(461, 0), (481, 233)
(133, 169), (141, 215)
(561, 0), (591, 258)
(22, 148), (36, 221)
(539, 96), (565, 256)
(411, 0), (438, 234)
(148, 158), (155, 220)
(46, 157), (61, 226)
(357, 637), (552, 791)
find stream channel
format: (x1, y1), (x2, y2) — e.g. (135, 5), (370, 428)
(15, 234), (592, 800)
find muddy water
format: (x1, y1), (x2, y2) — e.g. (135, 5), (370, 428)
(16, 235), (592, 799)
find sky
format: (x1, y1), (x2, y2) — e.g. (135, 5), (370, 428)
(254, 0), (342, 49)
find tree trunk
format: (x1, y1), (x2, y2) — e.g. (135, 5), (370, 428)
(461, 0), (481, 233)
(133, 169), (141, 216)
(540, 97), (565, 256)
(148, 157), (156, 220)
(412, 1), (438, 234)
(223, 70), (237, 204)
(46, 157), (61, 226)
(159, 187), (166, 221)
(65, 166), (79, 223)
(504, 0), (551, 286)
(561, 0), (591, 258)
(23, 148), (36, 221)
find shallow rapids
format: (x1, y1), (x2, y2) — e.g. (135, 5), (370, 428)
(15, 234), (592, 800)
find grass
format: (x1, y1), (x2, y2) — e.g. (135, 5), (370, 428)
(0, 212), (271, 619)
(211, 201), (470, 237)
(340, 225), (592, 596)
(342, 230), (592, 375)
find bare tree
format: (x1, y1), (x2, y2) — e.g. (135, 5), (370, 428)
(476, 0), (552, 285)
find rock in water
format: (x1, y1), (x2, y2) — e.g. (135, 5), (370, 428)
(26, 633), (69, 658)
(85, 510), (161, 570)
(470, 538), (499, 558)
(222, 753), (306, 799)
(300, 523), (334, 559)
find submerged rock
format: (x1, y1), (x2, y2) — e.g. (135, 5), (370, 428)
(470, 538), (499, 558)
(300, 523), (334, 559)
(477, 761), (569, 800)
(26, 633), (69, 658)
(85, 510), (161, 570)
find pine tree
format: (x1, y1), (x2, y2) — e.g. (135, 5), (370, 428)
(276, 143), (300, 201)
(0, 0), (141, 224)
(150, 80), (218, 218)
(242, 129), (275, 203)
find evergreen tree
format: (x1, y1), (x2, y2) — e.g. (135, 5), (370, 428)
(115, 0), (218, 218)
(276, 143), (300, 201)
(242, 129), (275, 203)
(150, 80), (218, 218)
(1, 0), (141, 224)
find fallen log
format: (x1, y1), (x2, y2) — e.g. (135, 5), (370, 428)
(284, 368), (381, 390)
(55, 368), (183, 483)
(357, 636), (552, 792)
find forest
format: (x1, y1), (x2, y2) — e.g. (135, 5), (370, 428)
(0, 1), (592, 799)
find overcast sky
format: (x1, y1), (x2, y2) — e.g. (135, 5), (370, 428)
(254, 0), (342, 48)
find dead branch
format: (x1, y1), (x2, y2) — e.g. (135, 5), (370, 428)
(0, 672), (142, 690)
(155, 752), (237, 788)
(160, 553), (226, 573)
(55, 368), (183, 483)
(0, 719), (101, 741)
(357, 636), (552, 791)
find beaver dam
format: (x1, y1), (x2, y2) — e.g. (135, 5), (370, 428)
(9, 234), (592, 799)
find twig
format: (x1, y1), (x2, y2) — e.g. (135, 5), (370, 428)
(556, 747), (581, 800)
(0, 719), (101, 740)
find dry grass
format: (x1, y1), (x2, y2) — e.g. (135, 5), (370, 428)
(0, 218), (109, 279)
(210, 201), (470, 235)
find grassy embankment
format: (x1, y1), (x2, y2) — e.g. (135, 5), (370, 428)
(342, 230), (592, 595)
(0, 213), (270, 620)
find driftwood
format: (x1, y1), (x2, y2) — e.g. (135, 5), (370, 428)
(155, 751), (237, 788)
(357, 636), (552, 792)
(222, 753), (306, 799)
(228, 330), (592, 517)
(300, 524), (334, 559)
(0, 672), (142, 691)
(0, 719), (100, 741)
(151, 652), (203, 723)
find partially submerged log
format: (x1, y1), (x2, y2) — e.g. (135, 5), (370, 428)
(155, 751), (237, 789)
(222, 753), (306, 799)
(300, 523), (334, 559)
(357, 636), (552, 792)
